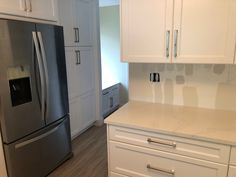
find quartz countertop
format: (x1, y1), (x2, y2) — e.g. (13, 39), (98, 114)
(105, 101), (236, 146)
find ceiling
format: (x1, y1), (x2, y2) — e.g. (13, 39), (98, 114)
(99, 0), (119, 7)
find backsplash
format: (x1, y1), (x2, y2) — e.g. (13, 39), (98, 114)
(129, 64), (236, 111)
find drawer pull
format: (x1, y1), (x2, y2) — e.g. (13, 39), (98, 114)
(147, 138), (177, 148)
(147, 164), (175, 175)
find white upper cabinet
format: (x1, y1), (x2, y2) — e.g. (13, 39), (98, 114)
(173, 0), (236, 64)
(58, 0), (94, 47)
(27, 0), (58, 21)
(0, 0), (58, 21)
(121, 0), (236, 64)
(121, 0), (173, 63)
(0, 0), (27, 17)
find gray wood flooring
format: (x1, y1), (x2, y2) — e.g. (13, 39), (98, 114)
(48, 125), (108, 177)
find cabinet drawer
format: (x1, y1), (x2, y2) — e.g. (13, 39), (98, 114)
(110, 141), (228, 177)
(230, 147), (236, 165)
(109, 125), (230, 164)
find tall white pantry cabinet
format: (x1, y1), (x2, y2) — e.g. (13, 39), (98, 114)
(58, 0), (99, 138)
(121, 0), (236, 64)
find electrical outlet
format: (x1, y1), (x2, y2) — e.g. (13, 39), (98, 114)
(150, 73), (160, 82)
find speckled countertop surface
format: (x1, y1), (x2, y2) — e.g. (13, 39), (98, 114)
(105, 101), (236, 146)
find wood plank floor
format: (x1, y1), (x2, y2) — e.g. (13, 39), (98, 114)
(48, 125), (108, 177)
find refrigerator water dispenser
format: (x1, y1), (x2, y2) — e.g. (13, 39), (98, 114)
(9, 77), (32, 107)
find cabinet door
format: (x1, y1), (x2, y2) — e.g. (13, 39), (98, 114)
(58, 0), (76, 47)
(65, 47), (95, 99)
(228, 166), (236, 177)
(79, 91), (96, 129)
(173, 0), (236, 64)
(0, 0), (26, 17)
(121, 0), (173, 63)
(28, 0), (58, 21)
(74, 0), (94, 46)
(69, 97), (83, 138)
(69, 92), (96, 138)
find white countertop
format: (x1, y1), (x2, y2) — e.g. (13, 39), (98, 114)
(105, 101), (236, 146)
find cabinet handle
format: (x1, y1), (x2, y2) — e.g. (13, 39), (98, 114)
(28, 0), (32, 12)
(74, 28), (78, 42)
(75, 50), (81, 65)
(24, 0), (27, 11)
(147, 138), (176, 148)
(77, 28), (80, 43)
(166, 30), (170, 58)
(74, 28), (77, 42)
(74, 28), (80, 43)
(174, 30), (178, 58)
(110, 97), (113, 108)
(147, 164), (175, 175)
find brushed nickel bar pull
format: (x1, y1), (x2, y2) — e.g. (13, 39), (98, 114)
(75, 50), (81, 65)
(147, 138), (177, 148)
(76, 28), (80, 43)
(29, 0), (32, 12)
(174, 30), (178, 58)
(147, 164), (175, 175)
(24, 0), (27, 11)
(166, 30), (170, 58)
(74, 28), (78, 42)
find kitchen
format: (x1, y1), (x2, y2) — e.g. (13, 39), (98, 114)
(0, 0), (236, 177)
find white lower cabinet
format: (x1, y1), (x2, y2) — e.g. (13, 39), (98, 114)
(110, 141), (227, 177)
(107, 125), (230, 177)
(65, 45), (96, 139)
(228, 166), (236, 177)
(69, 91), (96, 139)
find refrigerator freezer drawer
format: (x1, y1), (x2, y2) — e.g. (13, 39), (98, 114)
(3, 116), (72, 177)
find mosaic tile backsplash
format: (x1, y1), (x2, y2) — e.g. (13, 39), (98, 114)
(129, 64), (236, 111)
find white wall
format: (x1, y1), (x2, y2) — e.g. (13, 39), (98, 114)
(129, 63), (236, 111)
(99, 0), (119, 7)
(100, 5), (128, 105)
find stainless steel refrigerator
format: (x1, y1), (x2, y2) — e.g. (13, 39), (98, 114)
(0, 19), (72, 177)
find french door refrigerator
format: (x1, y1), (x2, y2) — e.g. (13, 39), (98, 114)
(0, 19), (72, 177)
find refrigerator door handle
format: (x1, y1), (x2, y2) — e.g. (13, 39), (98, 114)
(32, 31), (45, 122)
(14, 121), (63, 149)
(37, 32), (49, 118)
